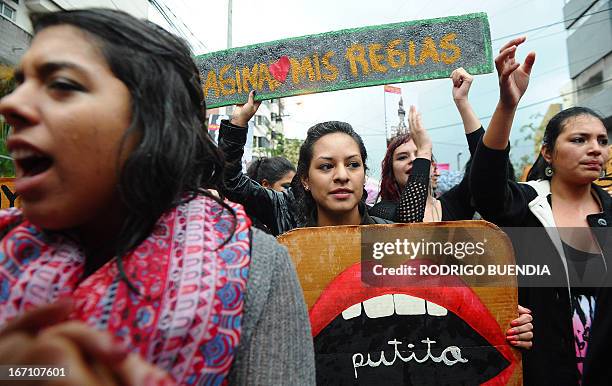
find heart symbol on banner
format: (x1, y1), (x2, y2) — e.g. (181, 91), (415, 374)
(269, 56), (290, 83)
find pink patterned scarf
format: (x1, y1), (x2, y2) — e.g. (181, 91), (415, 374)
(0, 196), (251, 385)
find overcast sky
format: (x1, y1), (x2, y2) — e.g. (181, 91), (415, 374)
(150, 0), (571, 178)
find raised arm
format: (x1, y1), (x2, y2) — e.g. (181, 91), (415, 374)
(438, 68), (486, 220)
(470, 37), (536, 225)
(218, 91), (296, 235)
(396, 106), (432, 223)
(483, 37), (536, 150)
(452, 67), (482, 136)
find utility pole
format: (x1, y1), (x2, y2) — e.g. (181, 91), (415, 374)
(383, 89), (387, 144)
(225, 0), (233, 117)
(227, 0), (232, 49)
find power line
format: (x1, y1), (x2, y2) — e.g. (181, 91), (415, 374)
(491, 6), (612, 42)
(428, 77), (612, 132)
(158, 0), (210, 53)
(286, 77), (612, 140)
(419, 10), (612, 112)
(354, 77), (612, 139)
(372, 57), (590, 135)
(149, 0), (207, 54)
(148, 0), (180, 35)
(424, 46), (609, 115)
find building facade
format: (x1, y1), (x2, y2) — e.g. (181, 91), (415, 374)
(563, 0), (612, 131)
(252, 99), (284, 158)
(0, 0), (148, 65)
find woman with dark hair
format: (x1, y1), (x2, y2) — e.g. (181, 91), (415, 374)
(245, 156), (295, 233)
(247, 156), (295, 192)
(290, 120), (392, 226)
(470, 36), (612, 385)
(220, 92), (392, 233)
(0, 9), (313, 385)
(370, 68), (487, 223)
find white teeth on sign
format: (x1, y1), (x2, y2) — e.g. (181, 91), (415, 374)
(341, 303), (362, 320)
(426, 301), (448, 316)
(363, 294), (395, 318)
(339, 295), (450, 321)
(393, 294), (426, 315)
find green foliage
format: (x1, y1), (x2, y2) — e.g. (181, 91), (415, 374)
(511, 112), (543, 181)
(271, 131), (302, 166)
(0, 65), (15, 177)
(0, 64), (15, 99)
(0, 121), (14, 177)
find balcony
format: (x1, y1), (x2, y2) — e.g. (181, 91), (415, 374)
(25, 0), (60, 13)
(563, 0), (598, 28)
(566, 6), (612, 78)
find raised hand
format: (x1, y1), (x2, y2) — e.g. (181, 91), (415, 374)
(230, 90), (262, 127)
(451, 67), (481, 134)
(408, 105), (432, 159)
(451, 67), (474, 103)
(495, 37), (536, 108)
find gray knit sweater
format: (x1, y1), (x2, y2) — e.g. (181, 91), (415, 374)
(228, 228), (315, 385)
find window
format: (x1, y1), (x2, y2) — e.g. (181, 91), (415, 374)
(0, 1), (16, 22)
(255, 136), (270, 149)
(578, 71), (603, 101)
(255, 115), (271, 128)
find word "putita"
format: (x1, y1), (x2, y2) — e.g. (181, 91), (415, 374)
(352, 337), (468, 379)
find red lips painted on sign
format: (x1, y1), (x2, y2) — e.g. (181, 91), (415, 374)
(269, 56), (290, 83)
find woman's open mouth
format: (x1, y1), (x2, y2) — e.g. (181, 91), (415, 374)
(9, 145), (54, 195)
(311, 262), (516, 385)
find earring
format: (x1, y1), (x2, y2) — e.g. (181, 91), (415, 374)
(545, 165), (554, 177)
(304, 186), (310, 191)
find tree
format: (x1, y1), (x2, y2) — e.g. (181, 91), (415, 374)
(512, 113), (543, 181)
(0, 64), (15, 98)
(270, 131), (302, 166)
(511, 105), (563, 181)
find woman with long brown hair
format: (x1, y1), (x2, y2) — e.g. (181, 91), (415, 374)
(0, 9), (313, 385)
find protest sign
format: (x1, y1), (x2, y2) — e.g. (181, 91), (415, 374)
(197, 13), (492, 108)
(0, 177), (19, 209)
(277, 220), (521, 385)
(595, 145), (612, 190)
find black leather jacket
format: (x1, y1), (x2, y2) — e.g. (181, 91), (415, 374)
(218, 119), (298, 236)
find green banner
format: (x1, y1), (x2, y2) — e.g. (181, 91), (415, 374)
(197, 13), (492, 108)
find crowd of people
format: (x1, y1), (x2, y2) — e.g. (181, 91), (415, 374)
(0, 8), (609, 386)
